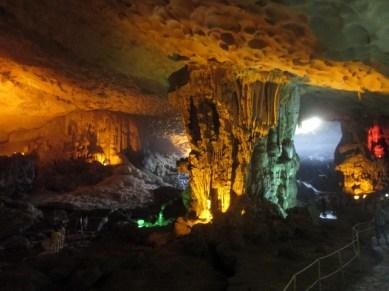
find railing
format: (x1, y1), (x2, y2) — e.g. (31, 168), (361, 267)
(282, 221), (373, 291)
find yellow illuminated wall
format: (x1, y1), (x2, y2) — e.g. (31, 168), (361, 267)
(336, 153), (386, 196)
(0, 111), (141, 166)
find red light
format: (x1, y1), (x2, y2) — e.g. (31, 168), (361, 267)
(368, 124), (386, 158)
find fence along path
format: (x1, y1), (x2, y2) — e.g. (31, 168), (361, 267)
(282, 221), (373, 291)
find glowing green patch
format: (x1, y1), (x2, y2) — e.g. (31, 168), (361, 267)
(136, 204), (174, 228)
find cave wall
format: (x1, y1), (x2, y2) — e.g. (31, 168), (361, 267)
(0, 110), (143, 165)
(0, 154), (36, 195)
(335, 119), (389, 196)
(169, 66), (300, 219)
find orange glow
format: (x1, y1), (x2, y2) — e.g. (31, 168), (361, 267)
(93, 151), (122, 166)
(336, 153), (385, 196)
(190, 167), (213, 222)
(217, 186), (231, 213)
(0, 56), (170, 138)
(93, 153), (108, 166)
(130, 2), (389, 94)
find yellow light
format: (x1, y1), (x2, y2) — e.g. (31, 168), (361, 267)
(241, 209), (246, 216)
(217, 186), (231, 213)
(336, 154), (378, 197)
(94, 153), (111, 166)
(354, 195), (360, 200)
(198, 210), (213, 223)
(362, 194), (367, 199)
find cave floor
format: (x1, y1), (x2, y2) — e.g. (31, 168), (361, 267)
(0, 214), (369, 291)
(346, 242), (389, 291)
(0, 194), (381, 291)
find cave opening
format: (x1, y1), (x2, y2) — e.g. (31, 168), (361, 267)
(294, 117), (342, 218)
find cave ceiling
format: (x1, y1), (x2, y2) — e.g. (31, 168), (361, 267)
(1, 0), (389, 139)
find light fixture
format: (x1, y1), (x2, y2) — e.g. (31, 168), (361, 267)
(295, 117), (322, 135)
(354, 195), (360, 200)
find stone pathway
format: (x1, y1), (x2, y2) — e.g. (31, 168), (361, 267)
(347, 243), (389, 291)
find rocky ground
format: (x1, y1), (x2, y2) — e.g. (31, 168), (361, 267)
(0, 193), (377, 291)
(346, 242), (389, 291)
(0, 154), (382, 291)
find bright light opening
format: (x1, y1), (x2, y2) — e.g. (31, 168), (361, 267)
(386, 193), (389, 198)
(320, 211), (337, 220)
(296, 117), (322, 135)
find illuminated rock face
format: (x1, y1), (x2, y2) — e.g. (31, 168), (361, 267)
(367, 124), (387, 159)
(170, 66), (300, 219)
(335, 121), (389, 196)
(0, 111), (142, 165)
(1, 0), (389, 140)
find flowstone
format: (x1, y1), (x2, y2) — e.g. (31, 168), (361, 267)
(170, 66), (300, 219)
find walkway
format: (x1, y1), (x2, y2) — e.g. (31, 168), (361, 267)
(347, 243), (389, 291)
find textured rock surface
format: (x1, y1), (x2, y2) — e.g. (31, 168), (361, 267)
(170, 66), (299, 218)
(335, 119), (389, 196)
(1, 0), (389, 138)
(0, 110), (188, 167)
(32, 163), (167, 210)
(0, 110), (142, 165)
(0, 197), (42, 240)
(0, 0), (389, 225)
(282, 0), (389, 76)
(143, 152), (188, 190)
(0, 153), (36, 195)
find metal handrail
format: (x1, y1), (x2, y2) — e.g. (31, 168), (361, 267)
(282, 221), (373, 291)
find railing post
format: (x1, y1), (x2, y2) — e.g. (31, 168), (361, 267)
(318, 260), (322, 291)
(338, 251), (345, 288)
(354, 230), (362, 272)
(293, 276), (296, 291)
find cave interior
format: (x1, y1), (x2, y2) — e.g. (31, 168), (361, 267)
(1, 0), (389, 290)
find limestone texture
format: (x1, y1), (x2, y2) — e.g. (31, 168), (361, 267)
(335, 120), (389, 197)
(170, 66), (300, 219)
(0, 111), (142, 165)
(0, 153), (36, 195)
(1, 0), (389, 138)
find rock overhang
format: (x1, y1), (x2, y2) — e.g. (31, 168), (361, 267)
(0, 0), (389, 137)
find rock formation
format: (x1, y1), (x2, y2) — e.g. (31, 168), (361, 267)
(0, 111), (142, 165)
(335, 119), (389, 197)
(0, 0), (389, 222)
(0, 110), (188, 166)
(170, 66), (300, 219)
(0, 153), (36, 196)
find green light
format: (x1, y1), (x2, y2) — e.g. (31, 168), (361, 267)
(136, 219), (146, 228)
(135, 204), (174, 228)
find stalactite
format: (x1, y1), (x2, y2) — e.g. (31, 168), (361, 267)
(0, 111), (143, 165)
(169, 66), (300, 221)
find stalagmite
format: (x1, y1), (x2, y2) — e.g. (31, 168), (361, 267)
(169, 66), (300, 220)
